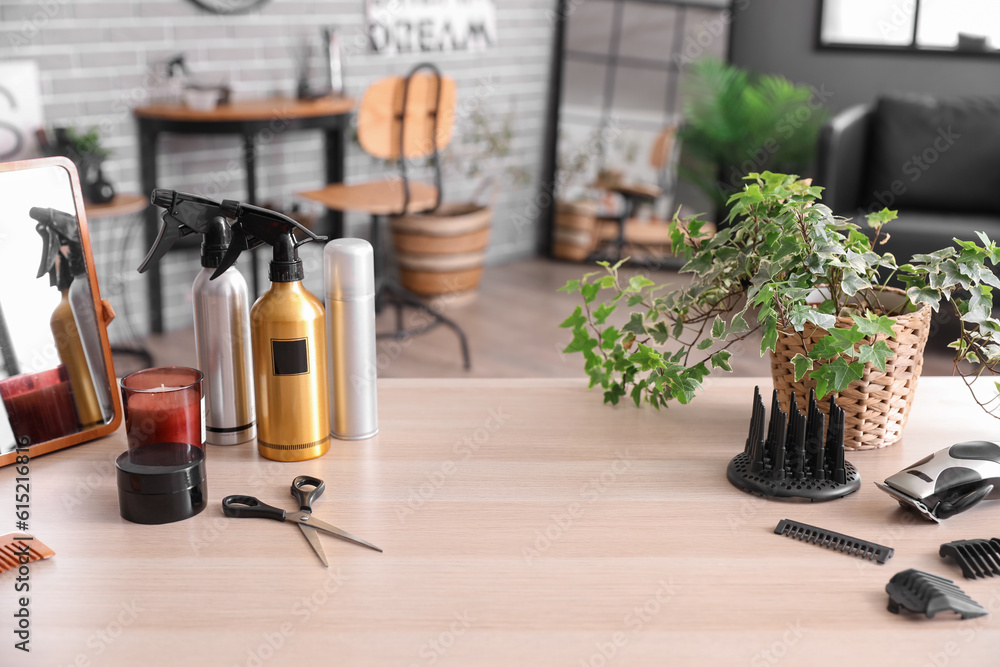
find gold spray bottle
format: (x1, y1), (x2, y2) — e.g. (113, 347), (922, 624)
(211, 201), (329, 461)
(50, 283), (102, 428)
(33, 207), (101, 427)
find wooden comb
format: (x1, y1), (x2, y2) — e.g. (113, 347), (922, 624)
(0, 533), (55, 572)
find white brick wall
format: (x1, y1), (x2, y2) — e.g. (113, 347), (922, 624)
(0, 0), (555, 336)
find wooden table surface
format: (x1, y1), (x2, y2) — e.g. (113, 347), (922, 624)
(3, 377), (1000, 666)
(83, 193), (148, 221)
(133, 96), (355, 122)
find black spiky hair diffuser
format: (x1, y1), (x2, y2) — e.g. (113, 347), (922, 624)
(727, 386), (860, 501)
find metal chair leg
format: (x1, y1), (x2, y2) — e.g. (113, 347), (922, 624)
(378, 283), (471, 370)
(371, 213), (471, 369)
(394, 299), (404, 332)
(615, 196), (635, 261)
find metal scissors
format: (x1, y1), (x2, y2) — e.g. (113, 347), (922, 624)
(222, 475), (382, 566)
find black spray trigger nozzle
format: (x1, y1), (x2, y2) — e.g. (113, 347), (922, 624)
(141, 189), (233, 273)
(209, 200), (326, 282)
(29, 207), (78, 236)
(150, 188), (178, 210)
(210, 224), (262, 280)
(30, 207), (81, 284)
(218, 199), (328, 246)
(138, 210), (182, 274)
(35, 222), (59, 281)
(273, 233), (296, 261)
(200, 216), (232, 269)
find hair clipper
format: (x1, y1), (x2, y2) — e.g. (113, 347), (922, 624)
(876, 441), (1000, 521)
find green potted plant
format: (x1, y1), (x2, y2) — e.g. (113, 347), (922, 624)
(53, 126), (115, 204)
(389, 105), (529, 305)
(560, 172), (1000, 449)
(678, 59), (828, 215)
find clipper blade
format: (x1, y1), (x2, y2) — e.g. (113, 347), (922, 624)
(875, 482), (939, 522)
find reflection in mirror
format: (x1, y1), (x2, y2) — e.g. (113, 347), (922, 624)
(0, 164), (113, 455)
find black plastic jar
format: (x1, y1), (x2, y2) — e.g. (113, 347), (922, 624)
(115, 442), (207, 524)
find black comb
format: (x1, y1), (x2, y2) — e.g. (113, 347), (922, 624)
(774, 519), (894, 564)
(886, 569), (988, 620)
(727, 387), (860, 500)
(940, 538), (1000, 579)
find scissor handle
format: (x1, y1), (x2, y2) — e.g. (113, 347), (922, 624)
(222, 495), (287, 521)
(290, 476), (325, 513)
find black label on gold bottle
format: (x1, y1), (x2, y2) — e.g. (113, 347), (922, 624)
(271, 338), (309, 376)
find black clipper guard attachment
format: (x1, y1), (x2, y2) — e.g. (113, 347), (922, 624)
(886, 569), (988, 620)
(727, 386), (860, 501)
(940, 538), (1000, 579)
(774, 519), (894, 564)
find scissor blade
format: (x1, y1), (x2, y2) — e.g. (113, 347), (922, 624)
(289, 513), (383, 553)
(297, 523), (329, 567)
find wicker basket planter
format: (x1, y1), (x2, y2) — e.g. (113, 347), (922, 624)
(390, 202), (492, 304)
(769, 287), (932, 450)
(552, 200), (599, 262)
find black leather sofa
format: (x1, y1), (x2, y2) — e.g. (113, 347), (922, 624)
(816, 93), (1000, 264)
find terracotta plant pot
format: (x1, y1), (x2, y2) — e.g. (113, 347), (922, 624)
(390, 202), (492, 304)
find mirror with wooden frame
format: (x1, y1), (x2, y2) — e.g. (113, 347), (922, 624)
(0, 157), (122, 466)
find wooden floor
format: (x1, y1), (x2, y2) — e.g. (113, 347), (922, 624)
(136, 257), (956, 379)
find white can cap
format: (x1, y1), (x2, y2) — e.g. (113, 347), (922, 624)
(324, 238), (375, 300)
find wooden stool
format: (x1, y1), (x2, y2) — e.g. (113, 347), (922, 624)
(594, 126), (678, 263)
(606, 182), (662, 261)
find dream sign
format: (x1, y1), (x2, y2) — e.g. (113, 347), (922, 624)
(366, 0), (498, 54)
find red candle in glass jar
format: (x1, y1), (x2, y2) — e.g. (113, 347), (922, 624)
(120, 367), (204, 450)
(0, 365), (80, 445)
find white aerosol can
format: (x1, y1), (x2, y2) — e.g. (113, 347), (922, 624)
(324, 238), (378, 440)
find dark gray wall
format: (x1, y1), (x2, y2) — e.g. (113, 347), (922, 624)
(729, 0), (1000, 112)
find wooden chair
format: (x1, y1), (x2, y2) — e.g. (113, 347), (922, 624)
(650, 126), (679, 191)
(599, 126), (680, 262)
(298, 63), (470, 369)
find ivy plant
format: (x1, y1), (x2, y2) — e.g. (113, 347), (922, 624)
(560, 172), (1000, 414)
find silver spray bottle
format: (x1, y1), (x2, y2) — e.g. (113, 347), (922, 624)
(141, 192), (257, 445)
(193, 217), (256, 445)
(324, 238), (378, 440)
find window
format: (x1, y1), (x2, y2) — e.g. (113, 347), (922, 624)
(819, 0), (1000, 54)
(820, 0), (915, 47)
